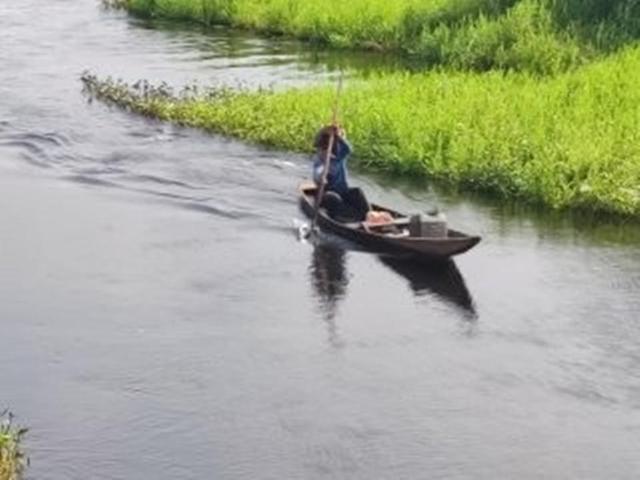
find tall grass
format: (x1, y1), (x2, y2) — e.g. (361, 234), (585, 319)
(0, 412), (27, 480)
(81, 44), (640, 217)
(121, 0), (640, 73)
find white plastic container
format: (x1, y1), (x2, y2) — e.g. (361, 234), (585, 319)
(409, 212), (448, 238)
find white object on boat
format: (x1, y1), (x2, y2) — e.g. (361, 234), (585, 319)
(409, 212), (448, 238)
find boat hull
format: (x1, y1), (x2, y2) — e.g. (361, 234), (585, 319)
(299, 182), (481, 261)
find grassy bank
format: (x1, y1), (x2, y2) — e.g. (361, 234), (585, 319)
(118, 0), (640, 74)
(0, 413), (27, 480)
(81, 44), (640, 217)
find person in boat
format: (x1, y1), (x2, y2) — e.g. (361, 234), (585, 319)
(312, 124), (370, 222)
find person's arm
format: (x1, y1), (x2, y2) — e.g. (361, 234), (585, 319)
(335, 135), (352, 160)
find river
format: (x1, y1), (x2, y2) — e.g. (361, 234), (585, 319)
(1, 1), (639, 479)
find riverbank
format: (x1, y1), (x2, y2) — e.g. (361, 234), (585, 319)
(82, 43), (640, 217)
(0, 413), (27, 480)
(117, 0), (640, 74)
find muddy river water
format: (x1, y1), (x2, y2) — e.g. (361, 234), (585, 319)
(1, 1), (639, 479)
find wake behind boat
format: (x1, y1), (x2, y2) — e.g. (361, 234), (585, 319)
(299, 181), (481, 261)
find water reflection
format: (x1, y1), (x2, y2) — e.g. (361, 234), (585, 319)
(379, 256), (477, 318)
(309, 243), (349, 348)
(309, 240), (477, 344)
(133, 18), (417, 79)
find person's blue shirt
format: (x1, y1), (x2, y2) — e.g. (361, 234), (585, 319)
(312, 136), (352, 197)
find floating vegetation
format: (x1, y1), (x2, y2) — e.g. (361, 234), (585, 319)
(81, 44), (640, 218)
(80, 72), (238, 114)
(114, 0), (640, 74)
(0, 412), (28, 480)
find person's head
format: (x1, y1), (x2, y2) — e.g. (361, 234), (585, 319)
(313, 125), (340, 150)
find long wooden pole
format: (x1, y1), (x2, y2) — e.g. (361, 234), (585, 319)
(311, 73), (344, 232)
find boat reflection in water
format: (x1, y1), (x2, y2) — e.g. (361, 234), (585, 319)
(309, 238), (477, 346)
(378, 256), (477, 319)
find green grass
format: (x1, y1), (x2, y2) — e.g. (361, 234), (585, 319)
(119, 0), (640, 74)
(95, 0), (640, 217)
(81, 44), (640, 217)
(0, 412), (27, 480)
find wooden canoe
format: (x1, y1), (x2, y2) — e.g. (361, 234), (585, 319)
(299, 181), (481, 260)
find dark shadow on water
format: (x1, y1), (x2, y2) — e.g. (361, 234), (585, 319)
(378, 256), (477, 319)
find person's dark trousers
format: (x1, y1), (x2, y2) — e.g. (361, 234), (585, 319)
(343, 187), (370, 221)
(320, 191), (345, 219)
(321, 187), (370, 222)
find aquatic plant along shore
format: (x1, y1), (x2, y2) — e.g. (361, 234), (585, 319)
(118, 0), (640, 74)
(82, 44), (640, 218)
(0, 412), (27, 480)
